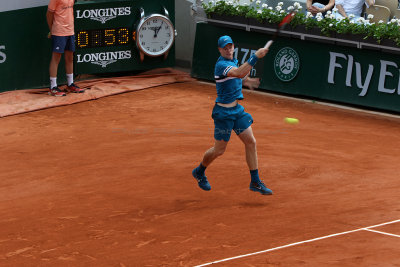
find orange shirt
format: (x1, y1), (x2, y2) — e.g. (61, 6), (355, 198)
(48, 0), (75, 36)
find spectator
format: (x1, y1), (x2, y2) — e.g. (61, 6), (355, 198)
(334, 0), (375, 21)
(307, 0), (335, 16)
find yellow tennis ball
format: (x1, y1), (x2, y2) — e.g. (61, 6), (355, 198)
(284, 117), (299, 124)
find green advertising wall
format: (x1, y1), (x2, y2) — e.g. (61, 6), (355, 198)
(74, 0), (175, 75)
(0, 0), (175, 92)
(0, 6), (63, 92)
(192, 23), (400, 113)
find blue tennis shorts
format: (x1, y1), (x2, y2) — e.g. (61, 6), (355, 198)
(51, 35), (75, 53)
(212, 103), (253, 141)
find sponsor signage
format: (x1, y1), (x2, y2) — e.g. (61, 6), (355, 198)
(74, 0), (175, 75)
(0, 0), (174, 92)
(76, 7), (131, 23)
(76, 50), (132, 68)
(328, 52), (400, 96)
(274, 47), (300, 82)
(0, 45), (6, 64)
(233, 45), (264, 78)
(191, 23), (400, 113)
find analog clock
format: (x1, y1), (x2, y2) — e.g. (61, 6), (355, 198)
(136, 8), (176, 62)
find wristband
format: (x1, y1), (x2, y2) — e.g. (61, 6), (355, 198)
(247, 54), (258, 67)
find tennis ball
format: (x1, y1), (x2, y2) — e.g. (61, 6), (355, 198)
(284, 117), (299, 124)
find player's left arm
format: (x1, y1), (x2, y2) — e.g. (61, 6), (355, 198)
(242, 76), (260, 91)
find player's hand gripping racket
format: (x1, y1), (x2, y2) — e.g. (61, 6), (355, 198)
(264, 12), (296, 49)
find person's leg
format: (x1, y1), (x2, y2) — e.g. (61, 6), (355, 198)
(235, 109), (273, 195)
(49, 35), (65, 84)
(48, 52), (66, 96)
(48, 36), (66, 96)
(202, 139), (228, 167)
(238, 127), (272, 195)
(192, 105), (233, 191)
(64, 50), (74, 76)
(233, 105), (257, 171)
(64, 50), (84, 93)
(49, 52), (62, 81)
(237, 126), (257, 170)
(192, 139), (228, 191)
(65, 35), (84, 93)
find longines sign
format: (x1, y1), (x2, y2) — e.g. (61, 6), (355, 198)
(76, 50), (132, 68)
(75, 7), (131, 24)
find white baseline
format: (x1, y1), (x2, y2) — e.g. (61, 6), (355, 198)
(195, 218), (400, 267)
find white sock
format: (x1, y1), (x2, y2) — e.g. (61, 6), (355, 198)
(50, 77), (57, 89)
(66, 73), (74, 86)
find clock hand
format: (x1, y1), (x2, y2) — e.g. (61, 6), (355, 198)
(152, 27), (156, 38)
(155, 21), (163, 36)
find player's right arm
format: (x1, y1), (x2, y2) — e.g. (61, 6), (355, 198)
(47, 0), (57, 37)
(227, 47), (269, 78)
(47, 10), (54, 32)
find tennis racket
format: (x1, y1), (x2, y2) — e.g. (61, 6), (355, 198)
(264, 12), (296, 49)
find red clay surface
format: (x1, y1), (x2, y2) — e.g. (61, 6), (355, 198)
(1, 80), (400, 266)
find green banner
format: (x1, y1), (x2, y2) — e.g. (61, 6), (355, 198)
(0, 6), (62, 92)
(0, 0), (175, 92)
(192, 23), (400, 113)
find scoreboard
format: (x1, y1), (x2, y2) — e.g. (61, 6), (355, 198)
(76, 27), (130, 49)
(74, 0), (175, 75)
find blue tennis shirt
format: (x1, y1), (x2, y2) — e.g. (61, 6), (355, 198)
(214, 56), (244, 104)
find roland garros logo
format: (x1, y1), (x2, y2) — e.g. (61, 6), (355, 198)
(76, 51), (131, 68)
(274, 47), (300, 82)
(76, 7), (131, 24)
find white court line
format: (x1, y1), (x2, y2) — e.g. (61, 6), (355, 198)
(364, 229), (400, 238)
(363, 219), (400, 229)
(195, 218), (400, 267)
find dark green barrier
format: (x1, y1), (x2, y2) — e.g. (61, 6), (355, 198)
(192, 22), (400, 113)
(0, 0), (175, 92)
(0, 6), (64, 92)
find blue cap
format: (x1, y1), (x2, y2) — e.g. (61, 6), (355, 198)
(218, 35), (233, 48)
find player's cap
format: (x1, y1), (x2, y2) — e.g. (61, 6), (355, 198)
(218, 35), (233, 48)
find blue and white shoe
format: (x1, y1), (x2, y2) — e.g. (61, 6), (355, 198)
(192, 168), (211, 191)
(250, 180), (273, 195)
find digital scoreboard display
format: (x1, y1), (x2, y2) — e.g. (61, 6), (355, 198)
(74, 0), (175, 75)
(76, 28), (130, 48)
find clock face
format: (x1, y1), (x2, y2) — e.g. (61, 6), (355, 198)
(137, 15), (174, 57)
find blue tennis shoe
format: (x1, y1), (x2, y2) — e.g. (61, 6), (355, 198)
(250, 180), (273, 195)
(192, 168), (211, 191)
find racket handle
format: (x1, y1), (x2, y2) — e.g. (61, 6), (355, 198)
(264, 40), (273, 49)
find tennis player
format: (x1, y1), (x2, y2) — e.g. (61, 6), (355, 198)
(192, 35), (273, 195)
(47, 0), (84, 96)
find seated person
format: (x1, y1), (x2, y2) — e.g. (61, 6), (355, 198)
(307, 0), (335, 16)
(334, 0), (375, 21)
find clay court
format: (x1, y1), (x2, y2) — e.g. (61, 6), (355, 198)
(0, 75), (400, 266)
